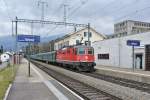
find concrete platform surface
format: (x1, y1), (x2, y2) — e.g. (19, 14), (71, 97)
(6, 59), (81, 100)
(95, 65), (150, 84)
(33, 60), (150, 100)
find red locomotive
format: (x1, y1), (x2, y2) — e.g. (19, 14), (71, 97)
(56, 45), (96, 71)
(31, 44), (96, 72)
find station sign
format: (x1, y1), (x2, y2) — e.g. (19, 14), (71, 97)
(127, 40), (140, 46)
(17, 35), (40, 43)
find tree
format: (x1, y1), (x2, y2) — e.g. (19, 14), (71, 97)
(0, 45), (3, 53)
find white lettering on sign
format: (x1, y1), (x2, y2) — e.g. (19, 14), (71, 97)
(131, 43), (138, 45)
(25, 38), (34, 42)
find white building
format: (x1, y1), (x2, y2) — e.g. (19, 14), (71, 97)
(0, 53), (10, 62)
(54, 27), (106, 50)
(92, 32), (150, 70)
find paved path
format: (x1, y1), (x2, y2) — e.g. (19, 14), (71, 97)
(96, 65), (150, 75)
(7, 59), (81, 100)
(95, 65), (150, 84)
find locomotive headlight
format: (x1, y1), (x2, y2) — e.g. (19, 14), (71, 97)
(85, 56), (88, 60)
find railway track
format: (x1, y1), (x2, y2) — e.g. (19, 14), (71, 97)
(54, 62), (150, 93)
(54, 63), (150, 94)
(32, 61), (121, 100)
(81, 72), (150, 94)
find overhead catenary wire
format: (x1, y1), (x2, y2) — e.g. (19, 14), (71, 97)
(46, 0), (67, 36)
(107, 0), (140, 16)
(47, 0), (116, 36)
(1, 0), (12, 20)
(114, 6), (150, 22)
(46, 0), (89, 36)
(68, 0), (89, 17)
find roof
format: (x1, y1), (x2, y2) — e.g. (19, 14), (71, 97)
(54, 27), (107, 42)
(4, 52), (13, 56)
(71, 27), (107, 38)
(115, 20), (150, 25)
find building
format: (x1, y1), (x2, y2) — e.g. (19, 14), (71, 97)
(0, 53), (10, 62)
(92, 32), (150, 70)
(108, 20), (150, 38)
(38, 42), (50, 53)
(54, 27), (106, 50)
(49, 40), (55, 52)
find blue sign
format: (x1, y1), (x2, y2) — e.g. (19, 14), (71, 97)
(17, 35), (40, 43)
(127, 40), (140, 46)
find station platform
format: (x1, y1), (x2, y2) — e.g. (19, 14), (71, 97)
(6, 59), (82, 100)
(95, 65), (150, 84)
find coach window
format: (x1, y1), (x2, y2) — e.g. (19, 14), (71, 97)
(88, 48), (94, 54)
(78, 48), (85, 54)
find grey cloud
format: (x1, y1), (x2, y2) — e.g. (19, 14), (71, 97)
(0, 0), (149, 37)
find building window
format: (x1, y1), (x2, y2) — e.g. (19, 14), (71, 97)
(84, 32), (87, 37)
(66, 41), (69, 46)
(89, 32), (92, 37)
(98, 54), (109, 59)
(76, 40), (80, 45)
(64, 41), (69, 46)
(84, 32), (92, 37)
(85, 41), (91, 45)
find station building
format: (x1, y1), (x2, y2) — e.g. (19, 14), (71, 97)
(54, 27), (106, 50)
(92, 32), (150, 70)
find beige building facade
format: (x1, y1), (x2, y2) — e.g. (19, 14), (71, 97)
(54, 28), (106, 50)
(108, 20), (150, 38)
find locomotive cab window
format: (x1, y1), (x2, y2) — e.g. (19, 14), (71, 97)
(88, 48), (94, 54)
(78, 48), (85, 54)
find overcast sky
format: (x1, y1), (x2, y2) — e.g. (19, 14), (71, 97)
(0, 0), (149, 37)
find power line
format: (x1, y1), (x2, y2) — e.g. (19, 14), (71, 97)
(114, 6), (150, 22)
(63, 4), (69, 23)
(1, 0), (12, 20)
(46, 0), (67, 36)
(38, 0), (48, 21)
(51, 0), (65, 16)
(46, 0), (70, 36)
(103, 0), (140, 16)
(68, 0), (89, 17)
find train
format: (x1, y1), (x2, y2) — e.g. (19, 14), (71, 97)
(30, 45), (96, 72)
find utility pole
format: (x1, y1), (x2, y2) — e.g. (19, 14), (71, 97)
(31, 22), (33, 35)
(87, 23), (90, 46)
(38, 1), (48, 21)
(63, 4), (69, 24)
(15, 17), (18, 53)
(12, 21), (14, 36)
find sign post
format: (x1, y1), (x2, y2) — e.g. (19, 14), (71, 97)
(17, 35), (40, 77)
(127, 40), (140, 71)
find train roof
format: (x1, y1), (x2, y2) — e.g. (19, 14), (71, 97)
(60, 45), (93, 49)
(74, 45), (93, 48)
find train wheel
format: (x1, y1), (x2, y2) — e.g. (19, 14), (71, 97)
(89, 67), (95, 72)
(72, 64), (76, 69)
(77, 66), (82, 72)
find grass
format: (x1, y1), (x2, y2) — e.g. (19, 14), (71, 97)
(0, 64), (18, 100)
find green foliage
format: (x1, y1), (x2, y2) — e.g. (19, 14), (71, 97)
(0, 45), (3, 54)
(0, 65), (18, 100)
